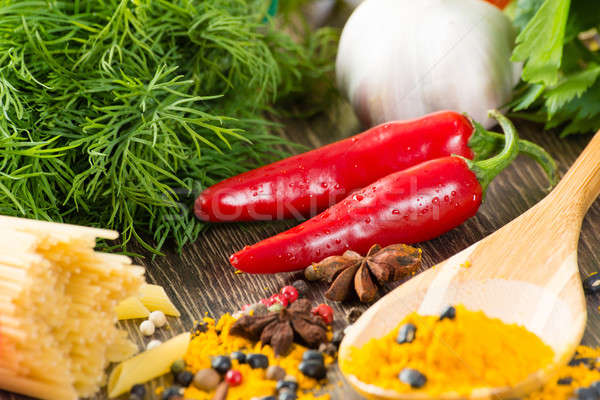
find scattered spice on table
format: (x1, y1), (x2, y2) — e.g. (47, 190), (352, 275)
(305, 243), (422, 302)
(230, 298), (330, 356)
(181, 313), (333, 400)
(583, 273), (600, 294)
(340, 305), (554, 396)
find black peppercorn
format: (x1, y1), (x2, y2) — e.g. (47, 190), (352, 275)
(557, 377), (573, 385)
(439, 306), (456, 321)
(576, 387), (598, 400)
(276, 380), (299, 393)
(396, 323), (417, 344)
(211, 355), (232, 374)
(298, 360), (326, 380)
(583, 274), (600, 294)
(175, 370), (194, 387)
(569, 357), (595, 368)
(247, 353), (269, 369)
(331, 330), (344, 347)
(291, 280), (309, 297)
(278, 392), (297, 400)
(399, 368), (427, 388)
(302, 350), (324, 364)
(161, 386), (182, 400)
(231, 351), (247, 364)
(591, 380), (600, 395)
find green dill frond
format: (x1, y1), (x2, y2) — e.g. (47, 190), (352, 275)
(0, 0), (338, 253)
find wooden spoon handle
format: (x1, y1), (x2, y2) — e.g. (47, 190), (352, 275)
(549, 130), (600, 219)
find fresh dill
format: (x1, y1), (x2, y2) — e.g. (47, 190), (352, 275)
(0, 0), (338, 253)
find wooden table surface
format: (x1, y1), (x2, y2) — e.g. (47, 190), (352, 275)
(3, 103), (600, 400)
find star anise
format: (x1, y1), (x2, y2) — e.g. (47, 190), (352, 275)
(305, 244), (422, 303)
(229, 298), (327, 356)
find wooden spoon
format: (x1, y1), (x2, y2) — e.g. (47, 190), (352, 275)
(339, 130), (600, 400)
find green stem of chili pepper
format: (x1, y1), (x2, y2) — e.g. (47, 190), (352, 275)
(468, 118), (558, 188)
(462, 110), (519, 195)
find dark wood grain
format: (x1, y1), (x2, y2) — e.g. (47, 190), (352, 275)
(2, 103), (599, 400)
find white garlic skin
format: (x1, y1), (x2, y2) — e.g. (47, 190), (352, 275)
(336, 0), (521, 128)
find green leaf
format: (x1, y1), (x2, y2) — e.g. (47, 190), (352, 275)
(513, 0), (546, 31)
(560, 114), (600, 136)
(511, 0), (571, 86)
(545, 64), (600, 116)
(0, 0), (339, 253)
(508, 83), (545, 111)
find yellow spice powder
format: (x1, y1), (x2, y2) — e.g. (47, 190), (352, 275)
(526, 346), (600, 399)
(340, 305), (554, 397)
(183, 314), (332, 400)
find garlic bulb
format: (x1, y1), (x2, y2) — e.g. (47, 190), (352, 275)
(336, 0), (521, 128)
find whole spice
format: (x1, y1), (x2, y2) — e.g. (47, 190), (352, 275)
(195, 111), (556, 222)
(211, 356), (232, 375)
(161, 386), (183, 400)
(398, 369), (427, 389)
(346, 309), (363, 324)
(193, 369), (221, 391)
(439, 306), (456, 321)
(225, 370), (243, 387)
(311, 304), (334, 325)
(147, 339), (163, 350)
(298, 361), (327, 380)
(583, 274), (600, 294)
(247, 354), (270, 370)
(396, 324), (417, 345)
(149, 311), (167, 328)
(176, 371), (194, 387)
(526, 345), (600, 399)
(140, 320), (155, 336)
(183, 313), (333, 400)
(266, 366), (286, 381)
(291, 281), (310, 298)
(307, 244), (421, 302)
(230, 299), (328, 356)
(336, 0), (520, 129)
(230, 111), (520, 273)
(340, 305), (554, 396)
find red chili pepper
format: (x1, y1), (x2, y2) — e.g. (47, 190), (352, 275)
(195, 111), (554, 222)
(230, 111), (519, 274)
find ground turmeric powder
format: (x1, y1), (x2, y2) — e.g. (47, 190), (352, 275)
(340, 305), (554, 397)
(183, 313), (332, 400)
(527, 345), (600, 399)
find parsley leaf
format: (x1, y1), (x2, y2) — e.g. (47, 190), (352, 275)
(545, 64), (600, 116)
(511, 0), (571, 86)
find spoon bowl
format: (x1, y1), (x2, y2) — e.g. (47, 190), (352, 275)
(339, 130), (600, 399)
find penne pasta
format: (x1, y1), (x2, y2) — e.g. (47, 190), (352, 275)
(115, 296), (151, 320)
(139, 284), (181, 317)
(108, 332), (191, 397)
